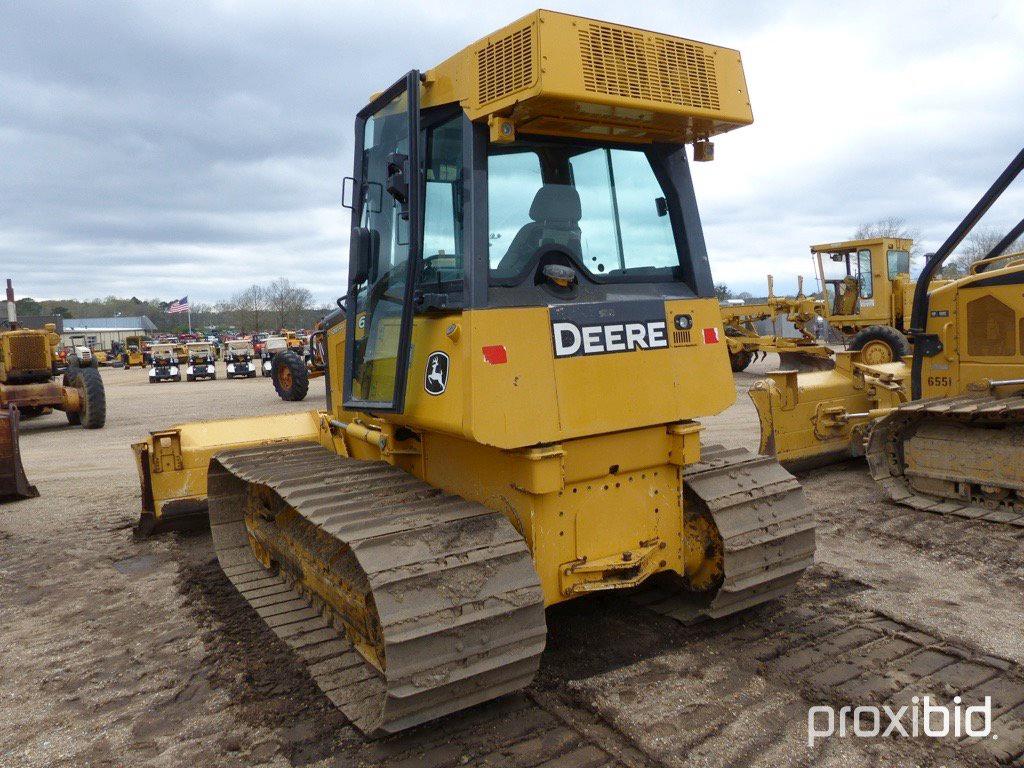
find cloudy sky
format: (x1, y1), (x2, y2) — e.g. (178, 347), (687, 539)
(3, 0), (1023, 304)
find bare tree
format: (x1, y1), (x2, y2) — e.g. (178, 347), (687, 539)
(225, 284), (268, 332)
(266, 277), (314, 330)
(942, 226), (1024, 278)
(853, 216), (922, 262)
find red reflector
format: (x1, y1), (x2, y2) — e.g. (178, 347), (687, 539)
(482, 345), (508, 364)
(703, 327), (720, 344)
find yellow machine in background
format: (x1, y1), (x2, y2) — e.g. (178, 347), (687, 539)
(752, 147), (1024, 525)
(122, 335), (148, 369)
(132, 11), (814, 735)
(1, 279), (106, 501)
(812, 236), (921, 363)
(720, 275), (832, 372)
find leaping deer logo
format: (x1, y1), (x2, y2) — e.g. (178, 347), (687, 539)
(424, 352), (449, 395)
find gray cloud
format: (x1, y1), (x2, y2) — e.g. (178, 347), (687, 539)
(2, 0), (1023, 303)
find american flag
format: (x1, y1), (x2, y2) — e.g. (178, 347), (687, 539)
(167, 296), (190, 314)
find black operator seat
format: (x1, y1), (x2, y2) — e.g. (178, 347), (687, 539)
(494, 184), (584, 278)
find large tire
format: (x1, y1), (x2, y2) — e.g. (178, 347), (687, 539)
(272, 350), (309, 401)
(849, 325), (910, 365)
(66, 365), (106, 429)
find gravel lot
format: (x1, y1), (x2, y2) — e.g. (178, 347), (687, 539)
(2, 360), (1023, 767)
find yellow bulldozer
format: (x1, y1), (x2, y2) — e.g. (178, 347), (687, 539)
(752, 146), (1024, 525)
(1, 279), (106, 501)
(131, 11), (814, 734)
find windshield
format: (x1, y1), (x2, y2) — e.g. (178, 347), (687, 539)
(488, 140), (681, 283)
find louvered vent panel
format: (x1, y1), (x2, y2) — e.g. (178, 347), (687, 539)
(578, 23), (721, 111)
(477, 25), (535, 105)
(966, 295), (1016, 357)
(8, 334), (50, 371)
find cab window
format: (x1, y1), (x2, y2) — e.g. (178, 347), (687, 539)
(887, 249), (910, 279)
(487, 139), (684, 283)
(857, 248), (873, 299)
(419, 115), (464, 292)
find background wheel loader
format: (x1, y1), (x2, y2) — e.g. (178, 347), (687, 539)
(751, 146), (1024, 525)
(131, 11), (814, 735)
(1, 279), (106, 501)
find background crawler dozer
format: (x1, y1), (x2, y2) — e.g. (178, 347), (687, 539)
(132, 11), (814, 734)
(751, 147), (1024, 525)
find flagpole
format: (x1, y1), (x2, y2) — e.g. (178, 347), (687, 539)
(188, 305), (192, 335)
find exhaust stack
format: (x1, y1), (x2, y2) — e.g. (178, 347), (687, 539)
(5, 279), (16, 329)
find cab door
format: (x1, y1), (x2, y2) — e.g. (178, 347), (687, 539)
(342, 71), (422, 412)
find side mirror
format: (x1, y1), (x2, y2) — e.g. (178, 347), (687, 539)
(386, 152), (410, 219)
(655, 197), (669, 217)
(350, 227), (373, 284)
(341, 176), (356, 209)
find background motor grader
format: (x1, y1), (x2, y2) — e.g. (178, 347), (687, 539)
(751, 146), (1024, 525)
(810, 236), (941, 364)
(720, 274), (832, 372)
(132, 10), (814, 735)
(1, 279), (106, 501)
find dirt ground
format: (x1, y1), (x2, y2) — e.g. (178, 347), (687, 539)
(3, 359), (1024, 768)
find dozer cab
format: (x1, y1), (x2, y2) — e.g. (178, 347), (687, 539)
(1, 279), (106, 501)
(132, 11), (814, 734)
(184, 342), (217, 381)
(148, 343), (181, 383)
(752, 147), (1024, 524)
(223, 339), (258, 378)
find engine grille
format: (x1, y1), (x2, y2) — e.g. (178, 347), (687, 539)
(577, 22), (721, 111)
(6, 333), (50, 373)
(966, 295), (1016, 357)
(477, 24), (536, 105)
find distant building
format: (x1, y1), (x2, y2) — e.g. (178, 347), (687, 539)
(0, 311), (64, 333)
(60, 316), (157, 349)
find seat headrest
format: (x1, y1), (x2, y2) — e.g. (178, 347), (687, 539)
(529, 185), (582, 223)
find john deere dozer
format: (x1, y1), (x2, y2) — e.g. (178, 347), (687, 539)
(2, 279), (106, 502)
(132, 11), (814, 734)
(751, 147), (1024, 525)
